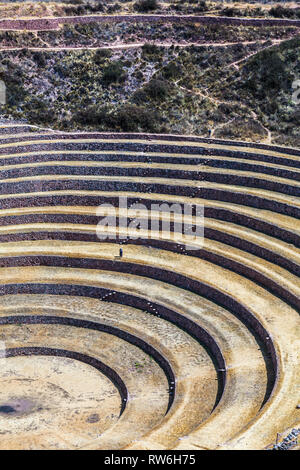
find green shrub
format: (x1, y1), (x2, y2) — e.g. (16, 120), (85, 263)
(107, 3), (121, 13)
(72, 105), (113, 126)
(115, 104), (160, 132)
(141, 43), (161, 57)
(132, 89), (148, 105)
(1, 64), (26, 107)
(144, 79), (169, 101)
(26, 98), (57, 124)
(134, 0), (159, 13)
(221, 7), (242, 17)
(102, 61), (127, 85)
(247, 49), (290, 93)
(94, 48), (112, 64)
(32, 51), (46, 67)
(269, 5), (300, 19)
(162, 62), (182, 79)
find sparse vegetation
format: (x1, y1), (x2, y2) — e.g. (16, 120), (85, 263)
(0, 9), (299, 146)
(0, 1), (300, 20)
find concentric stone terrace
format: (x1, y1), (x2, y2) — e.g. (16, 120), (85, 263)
(0, 122), (299, 450)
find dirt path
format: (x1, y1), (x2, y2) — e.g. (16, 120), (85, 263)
(0, 40), (268, 52)
(227, 39), (283, 69)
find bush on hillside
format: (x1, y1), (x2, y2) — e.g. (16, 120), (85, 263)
(143, 79), (170, 101)
(102, 61), (127, 85)
(134, 0), (159, 13)
(94, 48), (112, 64)
(115, 104), (160, 132)
(162, 62), (182, 80)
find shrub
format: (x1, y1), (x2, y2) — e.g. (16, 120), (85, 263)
(102, 61), (127, 85)
(144, 79), (169, 101)
(66, 5), (86, 15)
(62, 0), (84, 4)
(115, 104), (160, 132)
(1, 64), (26, 107)
(134, 0), (159, 13)
(132, 89), (148, 105)
(72, 105), (114, 127)
(248, 50), (290, 93)
(269, 5), (300, 19)
(162, 62), (182, 79)
(107, 3), (121, 13)
(141, 43), (161, 56)
(94, 48), (112, 64)
(32, 51), (46, 67)
(221, 7), (242, 17)
(26, 98), (57, 124)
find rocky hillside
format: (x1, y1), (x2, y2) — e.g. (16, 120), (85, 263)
(0, 33), (299, 146)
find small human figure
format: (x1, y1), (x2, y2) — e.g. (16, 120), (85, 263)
(208, 129), (212, 138)
(119, 248), (123, 258)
